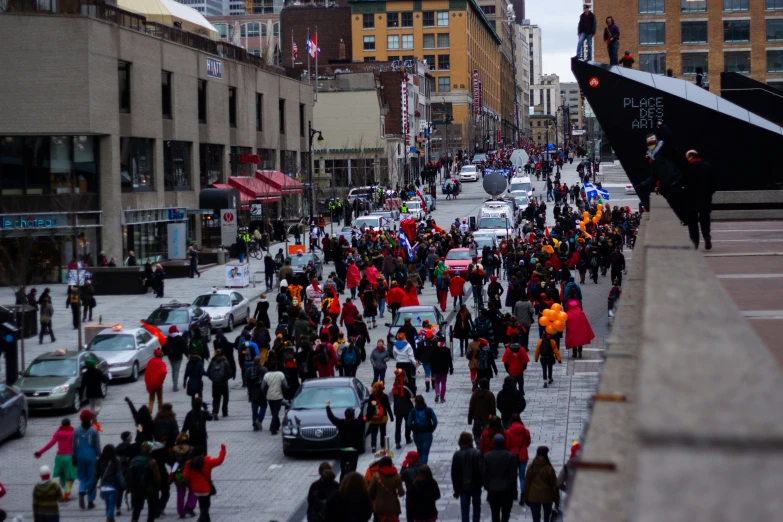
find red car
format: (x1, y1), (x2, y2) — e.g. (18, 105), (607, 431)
(444, 248), (472, 273)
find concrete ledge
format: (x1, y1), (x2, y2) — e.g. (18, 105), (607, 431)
(713, 209), (783, 221)
(713, 190), (783, 204)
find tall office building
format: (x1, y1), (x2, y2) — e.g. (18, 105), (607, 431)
(174, 0), (224, 16)
(521, 21), (542, 86)
(516, 24), (530, 136)
(560, 81), (584, 142)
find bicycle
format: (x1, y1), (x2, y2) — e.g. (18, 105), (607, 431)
(249, 241), (263, 260)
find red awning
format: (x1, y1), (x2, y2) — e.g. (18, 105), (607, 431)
(211, 183), (255, 204)
(225, 177), (282, 203)
(256, 170), (304, 195)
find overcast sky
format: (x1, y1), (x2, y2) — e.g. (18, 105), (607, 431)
(526, 0), (582, 84)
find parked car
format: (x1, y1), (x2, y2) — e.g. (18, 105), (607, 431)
(286, 252), (324, 285)
(193, 289), (251, 332)
(385, 305), (447, 348)
(0, 384), (28, 442)
(13, 350), (109, 412)
(146, 301), (211, 344)
(85, 325), (160, 382)
(459, 165), (479, 182)
(282, 377), (369, 456)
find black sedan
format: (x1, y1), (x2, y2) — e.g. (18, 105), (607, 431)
(282, 377), (369, 456)
(0, 384), (28, 442)
(286, 252), (324, 286)
(385, 306), (447, 348)
(146, 301), (211, 343)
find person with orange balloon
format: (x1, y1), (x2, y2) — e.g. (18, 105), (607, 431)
(564, 290), (595, 359)
(534, 331), (562, 388)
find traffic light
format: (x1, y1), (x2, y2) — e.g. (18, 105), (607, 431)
(1, 321), (20, 385)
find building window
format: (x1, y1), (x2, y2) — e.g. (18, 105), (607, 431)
(724, 20), (750, 42)
(118, 61), (131, 113)
(725, 51), (751, 73)
(423, 55), (435, 67)
(279, 99), (286, 134)
(437, 33), (449, 48)
(388, 35), (400, 50)
(364, 57), (376, 62)
(299, 104), (305, 137)
(767, 50), (783, 72)
(230, 146), (253, 177)
(363, 36), (375, 51)
(257, 148), (276, 170)
(228, 87), (237, 128)
(438, 77), (450, 92)
(723, 0), (749, 11)
(362, 13), (374, 29)
(639, 22), (665, 45)
(324, 159), (348, 186)
(402, 55), (414, 62)
(280, 150), (298, 175)
(438, 54), (450, 70)
(387, 12), (399, 28)
(767, 19), (783, 41)
(197, 80), (207, 124)
(256, 93), (263, 132)
(273, 23), (279, 37)
(161, 71), (172, 119)
(423, 11), (434, 26)
(199, 143), (223, 188)
(639, 53), (666, 74)
(423, 34), (435, 48)
(242, 23), (259, 37)
(682, 52), (709, 75)
(639, 0), (664, 13)
(681, 21), (708, 44)
(215, 23), (227, 39)
(402, 34), (414, 49)
(402, 12), (413, 27)
(164, 141), (191, 190)
(437, 11), (449, 26)
(120, 137), (154, 192)
(248, 49), (261, 56)
(681, 0), (706, 12)
(768, 0), (783, 9)
(481, 5), (496, 15)
(261, 24), (267, 37)
(388, 55), (400, 62)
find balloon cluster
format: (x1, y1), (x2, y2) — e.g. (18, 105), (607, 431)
(538, 303), (568, 335)
(579, 204), (604, 234)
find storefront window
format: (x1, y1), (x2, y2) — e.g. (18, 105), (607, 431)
(230, 145), (254, 177)
(126, 222), (167, 264)
(199, 143), (223, 188)
(280, 150), (298, 176)
(325, 159), (348, 186)
(257, 148), (276, 170)
(164, 141), (192, 190)
(120, 137), (154, 192)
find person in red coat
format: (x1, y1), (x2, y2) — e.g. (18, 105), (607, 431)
(402, 281), (420, 307)
(386, 281), (407, 321)
(315, 335), (338, 377)
(183, 443), (226, 521)
(504, 413), (531, 504)
(449, 271), (466, 311)
(564, 298), (595, 359)
(346, 260), (362, 300)
(145, 349), (168, 414)
(340, 298), (360, 337)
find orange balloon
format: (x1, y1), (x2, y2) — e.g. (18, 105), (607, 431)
(592, 216), (599, 224)
(543, 309), (555, 318)
(582, 211), (589, 219)
(539, 316), (551, 326)
(558, 311), (568, 322)
(551, 303), (562, 313)
(545, 324), (556, 335)
(596, 203), (603, 211)
(553, 320), (564, 330)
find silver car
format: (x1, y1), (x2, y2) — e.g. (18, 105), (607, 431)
(0, 384), (28, 442)
(85, 326), (160, 382)
(193, 289), (251, 332)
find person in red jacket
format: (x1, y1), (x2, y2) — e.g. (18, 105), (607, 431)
(339, 297), (360, 337)
(402, 281), (420, 307)
(183, 443), (226, 521)
(501, 343), (530, 394)
(315, 334), (338, 377)
(145, 349), (168, 414)
(346, 260), (362, 299)
(386, 281), (407, 321)
(504, 413), (531, 505)
(449, 271), (466, 311)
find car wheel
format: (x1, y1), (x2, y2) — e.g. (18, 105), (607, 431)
(72, 391), (82, 413)
(225, 315), (234, 332)
(130, 362), (140, 382)
(15, 412), (27, 438)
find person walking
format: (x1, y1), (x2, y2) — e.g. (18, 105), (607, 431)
(501, 343), (530, 396)
(164, 325), (187, 392)
(503, 413), (531, 505)
(429, 333), (453, 403)
(524, 446), (560, 522)
(367, 456), (405, 522)
(245, 356), (268, 431)
(183, 444), (226, 522)
(73, 409), (101, 510)
(324, 471), (374, 522)
(65, 285), (81, 330)
(81, 281), (95, 322)
(366, 381), (393, 452)
(685, 150), (717, 250)
(392, 332), (417, 390)
(32, 465), (64, 522)
(183, 353), (205, 399)
(182, 397), (212, 453)
(371, 339), (391, 384)
(307, 462), (339, 522)
(35, 419), (76, 502)
(453, 305), (473, 357)
(144, 349), (167, 415)
(254, 294), (271, 328)
(407, 395), (438, 464)
(496, 377), (526, 430)
(326, 401), (367, 481)
(390, 369), (414, 450)
(534, 332), (562, 388)
(565, 298), (595, 360)
(482, 434), (518, 522)
(188, 246), (201, 278)
(82, 359), (109, 415)
(450, 271), (467, 311)
(262, 362), (288, 435)
(609, 247), (626, 286)
(603, 16), (620, 65)
(39, 297), (56, 344)
(406, 465), (441, 522)
(263, 254), (277, 291)
(207, 349), (231, 419)
(451, 432), (484, 522)
(512, 300), (534, 351)
(96, 444), (125, 522)
(171, 433), (198, 518)
(468, 378), (496, 443)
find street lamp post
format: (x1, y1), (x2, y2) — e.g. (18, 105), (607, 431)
(308, 120), (324, 252)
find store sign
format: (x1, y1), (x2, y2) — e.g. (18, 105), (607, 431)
(220, 209), (238, 246)
(250, 204), (263, 217)
(238, 153), (261, 164)
(167, 208), (185, 221)
(167, 222), (187, 260)
(207, 58), (223, 79)
(473, 69), (480, 115)
(1, 214), (59, 230)
(401, 75), (409, 142)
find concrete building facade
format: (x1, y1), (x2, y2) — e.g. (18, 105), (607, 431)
(521, 21), (542, 86)
(516, 23), (531, 137)
(0, 9), (313, 281)
(560, 81), (585, 144)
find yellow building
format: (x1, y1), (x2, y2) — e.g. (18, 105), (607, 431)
(347, 0), (507, 152)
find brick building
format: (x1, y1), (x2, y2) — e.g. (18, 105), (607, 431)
(280, 6), (354, 67)
(593, 0), (783, 91)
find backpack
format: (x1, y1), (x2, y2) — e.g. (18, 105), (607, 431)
(412, 407), (431, 431)
(242, 345), (256, 365)
(342, 345), (358, 366)
(590, 256), (598, 267)
(540, 339), (554, 358)
(316, 344), (329, 365)
(210, 361), (229, 384)
(477, 349), (490, 371)
(127, 455), (151, 492)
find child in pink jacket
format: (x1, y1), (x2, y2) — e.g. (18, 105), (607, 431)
(35, 418), (77, 501)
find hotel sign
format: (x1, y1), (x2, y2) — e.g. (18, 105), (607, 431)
(207, 57), (223, 79)
(473, 70), (480, 115)
(1, 214), (58, 230)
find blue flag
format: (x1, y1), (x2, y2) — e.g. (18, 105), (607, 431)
(583, 183), (611, 201)
(399, 230), (415, 263)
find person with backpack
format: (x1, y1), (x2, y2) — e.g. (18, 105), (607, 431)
(474, 338), (498, 389)
(468, 378), (496, 443)
(407, 395), (438, 464)
(370, 340), (391, 384)
(482, 434), (518, 522)
(182, 353), (205, 399)
(245, 356), (268, 431)
(171, 433), (197, 518)
(326, 401), (367, 481)
(534, 332), (562, 388)
(35, 418), (77, 502)
(340, 337), (362, 377)
(451, 432), (484, 522)
(188, 328), (210, 362)
(73, 409), (101, 510)
(366, 382), (393, 453)
(503, 413), (532, 506)
(314, 334), (338, 378)
(207, 349), (231, 419)
(367, 456), (405, 521)
(127, 441), (160, 522)
(416, 327), (436, 393)
(239, 339), (260, 384)
(96, 444), (125, 522)
(182, 444), (226, 522)
(496, 377), (526, 430)
(164, 326), (187, 392)
(182, 398), (213, 453)
(307, 462), (339, 522)
(32, 465), (64, 522)
(429, 332), (453, 403)
(524, 446), (560, 522)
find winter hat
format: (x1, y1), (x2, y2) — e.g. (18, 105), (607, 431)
(493, 434), (505, 449)
(154, 349), (163, 357)
(169, 325), (179, 334)
(39, 465), (51, 477)
(79, 409), (94, 423)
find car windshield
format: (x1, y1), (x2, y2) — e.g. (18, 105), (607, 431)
(24, 359), (77, 378)
(461, 166), (476, 172)
(291, 386), (357, 410)
(474, 237), (495, 249)
(193, 294), (230, 307)
(479, 217), (511, 229)
(510, 181), (531, 192)
(290, 255), (313, 266)
(87, 334), (136, 352)
(355, 218), (380, 228)
(406, 202), (421, 209)
(446, 250), (472, 261)
(392, 311), (439, 327)
(148, 309), (188, 325)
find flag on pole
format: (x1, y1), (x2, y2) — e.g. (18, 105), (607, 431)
(305, 34), (313, 57)
(293, 42), (298, 60)
(306, 34), (320, 58)
(399, 230), (415, 263)
(583, 182), (611, 201)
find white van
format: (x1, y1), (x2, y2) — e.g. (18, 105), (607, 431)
(477, 210), (513, 237)
(347, 186), (376, 203)
(508, 176), (533, 199)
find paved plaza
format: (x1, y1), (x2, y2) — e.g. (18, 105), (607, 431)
(0, 159), (631, 521)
